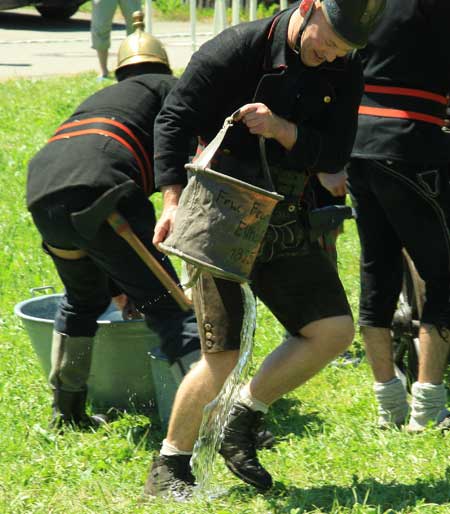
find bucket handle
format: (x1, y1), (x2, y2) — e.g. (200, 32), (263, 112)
(193, 109), (241, 171)
(258, 136), (276, 192)
(180, 267), (201, 290)
(192, 109), (276, 193)
(30, 285), (56, 297)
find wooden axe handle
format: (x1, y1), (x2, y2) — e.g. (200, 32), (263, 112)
(107, 211), (192, 312)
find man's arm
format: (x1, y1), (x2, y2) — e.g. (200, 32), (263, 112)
(316, 170), (348, 197)
(153, 185), (183, 246)
(235, 103), (298, 150)
(153, 27), (250, 192)
(420, 0), (450, 86)
(234, 101), (349, 196)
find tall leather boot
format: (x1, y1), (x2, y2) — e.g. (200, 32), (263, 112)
(49, 330), (106, 429)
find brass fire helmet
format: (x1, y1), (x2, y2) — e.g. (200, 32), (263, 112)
(116, 11), (170, 73)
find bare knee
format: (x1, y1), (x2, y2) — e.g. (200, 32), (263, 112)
(301, 315), (355, 353)
(201, 350), (240, 379)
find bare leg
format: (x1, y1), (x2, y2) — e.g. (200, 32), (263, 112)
(165, 350), (240, 451)
(216, 316), (353, 491)
(362, 326), (409, 427)
(361, 326), (396, 383)
(96, 48), (109, 78)
(249, 316), (354, 405)
(417, 324), (450, 384)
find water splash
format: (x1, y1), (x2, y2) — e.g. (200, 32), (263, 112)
(137, 279), (185, 311)
(190, 282), (256, 498)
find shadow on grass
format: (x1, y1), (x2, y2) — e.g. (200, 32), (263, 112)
(129, 422), (166, 452)
(266, 397), (323, 440)
(231, 472), (450, 512)
(96, 406), (166, 452)
(123, 396), (323, 453)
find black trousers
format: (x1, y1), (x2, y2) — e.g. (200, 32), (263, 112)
(30, 187), (199, 363)
(347, 158), (450, 330)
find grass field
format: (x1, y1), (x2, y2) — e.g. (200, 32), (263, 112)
(1, 73), (450, 514)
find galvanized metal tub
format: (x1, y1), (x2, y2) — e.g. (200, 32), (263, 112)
(14, 292), (179, 425)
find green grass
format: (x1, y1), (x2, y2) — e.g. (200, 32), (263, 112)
(1, 73), (450, 513)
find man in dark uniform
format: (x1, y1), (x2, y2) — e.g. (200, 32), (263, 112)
(26, 12), (200, 429)
(347, 0), (450, 431)
(144, 0), (385, 497)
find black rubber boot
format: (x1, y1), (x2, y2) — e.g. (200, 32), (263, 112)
(71, 390), (108, 427)
(48, 331), (106, 430)
(143, 455), (195, 500)
(219, 402), (273, 491)
(50, 389), (107, 430)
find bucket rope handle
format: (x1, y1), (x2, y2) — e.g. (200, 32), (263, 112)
(258, 136), (276, 191)
(193, 109), (276, 193)
(193, 109), (241, 170)
(180, 267), (202, 290)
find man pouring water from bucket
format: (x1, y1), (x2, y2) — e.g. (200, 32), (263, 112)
(145, 0), (385, 497)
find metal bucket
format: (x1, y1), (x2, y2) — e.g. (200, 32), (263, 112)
(160, 165), (284, 282)
(14, 292), (179, 425)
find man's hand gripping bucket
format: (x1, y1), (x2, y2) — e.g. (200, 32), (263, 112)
(159, 111), (284, 283)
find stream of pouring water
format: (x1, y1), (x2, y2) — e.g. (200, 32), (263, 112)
(190, 282), (256, 497)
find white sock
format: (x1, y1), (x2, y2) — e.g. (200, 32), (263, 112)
(160, 438), (192, 457)
(373, 377), (409, 427)
(239, 386), (269, 414)
(408, 382), (449, 431)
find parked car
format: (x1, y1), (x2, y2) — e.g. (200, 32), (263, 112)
(0, 0), (88, 20)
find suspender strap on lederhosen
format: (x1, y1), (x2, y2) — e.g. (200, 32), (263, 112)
(359, 84), (448, 127)
(48, 117), (153, 195)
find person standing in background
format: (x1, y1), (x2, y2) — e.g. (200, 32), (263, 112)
(91, 0), (142, 79)
(346, 0), (450, 431)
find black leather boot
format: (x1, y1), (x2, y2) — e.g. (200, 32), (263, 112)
(254, 426), (276, 450)
(219, 402), (273, 491)
(143, 455), (195, 500)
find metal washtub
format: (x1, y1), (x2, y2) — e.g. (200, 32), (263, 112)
(14, 291), (178, 425)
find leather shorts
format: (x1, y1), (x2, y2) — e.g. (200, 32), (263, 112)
(188, 244), (352, 353)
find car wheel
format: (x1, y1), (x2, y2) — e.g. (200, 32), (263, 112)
(35, 5), (79, 20)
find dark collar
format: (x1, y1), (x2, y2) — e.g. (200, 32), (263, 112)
(264, 7), (296, 72)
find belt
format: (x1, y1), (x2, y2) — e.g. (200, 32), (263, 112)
(48, 117), (153, 195)
(45, 243), (87, 260)
(359, 84), (448, 128)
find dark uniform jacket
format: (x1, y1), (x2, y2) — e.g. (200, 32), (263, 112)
(27, 73), (177, 209)
(154, 6), (363, 191)
(352, 0), (450, 164)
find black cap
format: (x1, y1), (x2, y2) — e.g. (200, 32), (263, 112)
(321, 0), (386, 48)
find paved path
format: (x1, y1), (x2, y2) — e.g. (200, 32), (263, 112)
(0, 8), (214, 80)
